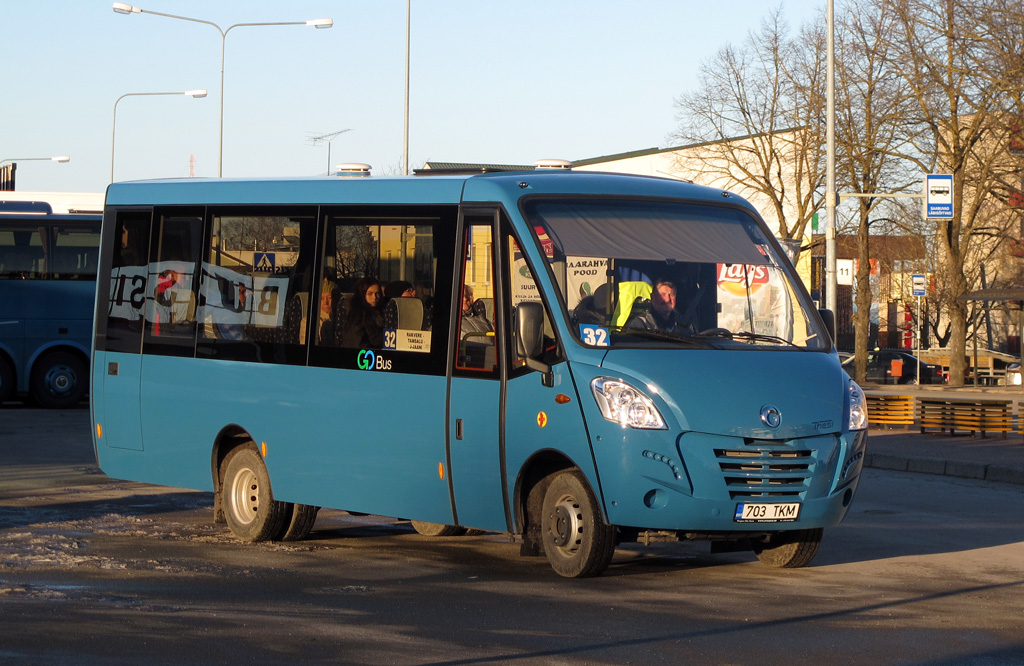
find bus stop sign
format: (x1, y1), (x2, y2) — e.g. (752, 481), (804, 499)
(912, 274), (926, 297)
(925, 174), (954, 219)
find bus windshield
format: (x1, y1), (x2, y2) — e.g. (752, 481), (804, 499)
(523, 198), (828, 351)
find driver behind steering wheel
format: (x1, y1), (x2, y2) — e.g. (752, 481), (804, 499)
(626, 279), (697, 335)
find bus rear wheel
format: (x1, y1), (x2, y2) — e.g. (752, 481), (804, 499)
(281, 504), (320, 541)
(753, 528), (823, 568)
(222, 447), (290, 542)
(410, 521), (467, 537)
(30, 351), (86, 408)
(540, 469), (615, 578)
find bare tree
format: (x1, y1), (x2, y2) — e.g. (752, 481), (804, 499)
(831, 0), (922, 381)
(881, 0), (1024, 385)
(672, 8), (824, 247)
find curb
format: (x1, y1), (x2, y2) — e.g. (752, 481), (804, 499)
(864, 453), (1024, 486)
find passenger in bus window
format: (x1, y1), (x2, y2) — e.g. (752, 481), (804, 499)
(318, 278), (341, 344)
(384, 280), (415, 301)
(460, 284), (492, 338)
(340, 278), (384, 348)
(626, 279), (696, 334)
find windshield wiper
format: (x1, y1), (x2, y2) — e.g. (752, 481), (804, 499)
(730, 331), (804, 349)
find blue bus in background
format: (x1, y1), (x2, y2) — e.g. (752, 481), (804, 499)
(0, 202), (101, 407)
(90, 168), (867, 578)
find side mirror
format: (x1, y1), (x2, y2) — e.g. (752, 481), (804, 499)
(515, 301), (553, 386)
(818, 308), (836, 348)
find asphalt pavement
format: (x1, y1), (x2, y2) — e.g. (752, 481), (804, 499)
(863, 383), (1024, 486)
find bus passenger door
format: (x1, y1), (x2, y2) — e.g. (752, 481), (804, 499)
(98, 212), (151, 451)
(447, 213), (509, 532)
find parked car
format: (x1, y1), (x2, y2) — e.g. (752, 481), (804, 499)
(841, 350), (941, 385)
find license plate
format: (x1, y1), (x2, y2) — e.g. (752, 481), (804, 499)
(734, 502), (800, 523)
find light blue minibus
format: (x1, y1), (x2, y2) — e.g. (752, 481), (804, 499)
(91, 168), (867, 577)
(0, 203), (100, 407)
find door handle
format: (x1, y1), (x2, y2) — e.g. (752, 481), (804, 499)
(455, 418), (463, 440)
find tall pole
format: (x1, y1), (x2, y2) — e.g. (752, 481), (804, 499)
(402, 0), (411, 176)
(825, 0), (838, 313)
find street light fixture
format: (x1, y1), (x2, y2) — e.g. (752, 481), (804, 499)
(112, 3), (333, 177)
(0, 156), (70, 165)
(111, 89), (208, 182)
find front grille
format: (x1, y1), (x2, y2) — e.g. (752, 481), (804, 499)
(714, 440), (814, 500)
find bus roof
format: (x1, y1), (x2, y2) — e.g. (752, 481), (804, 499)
(104, 171), (755, 214)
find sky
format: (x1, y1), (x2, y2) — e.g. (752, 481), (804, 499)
(2, 0), (827, 193)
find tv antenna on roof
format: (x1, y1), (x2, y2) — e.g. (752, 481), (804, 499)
(307, 129), (352, 175)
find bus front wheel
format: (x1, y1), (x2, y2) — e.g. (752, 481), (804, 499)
(540, 469), (615, 578)
(753, 528), (823, 568)
(222, 447), (291, 542)
(30, 351), (86, 408)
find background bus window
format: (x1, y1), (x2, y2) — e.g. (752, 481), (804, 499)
(105, 212), (151, 354)
(0, 225), (45, 279)
(317, 217), (437, 352)
(143, 213), (203, 356)
(456, 220), (496, 374)
(197, 210), (315, 364)
(51, 224), (100, 280)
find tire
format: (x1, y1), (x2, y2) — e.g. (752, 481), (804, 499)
(221, 447), (291, 542)
(410, 521), (467, 537)
(30, 351), (86, 408)
(753, 528), (823, 568)
(540, 469), (615, 578)
(0, 355), (15, 405)
(280, 504), (320, 541)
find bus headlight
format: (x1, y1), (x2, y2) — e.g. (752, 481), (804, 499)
(848, 379), (868, 431)
(591, 377), (667, 430)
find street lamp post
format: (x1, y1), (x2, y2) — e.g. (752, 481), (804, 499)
(111, 90), (207, 183)
(112, 3), (333, 178)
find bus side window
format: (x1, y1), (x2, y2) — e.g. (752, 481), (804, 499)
(106, 212), (151, 354)
(506, 231), (561, 372)
(143, 213), (203, 355)
(455, 221), (496, 374)
(197, 210), (315, 364)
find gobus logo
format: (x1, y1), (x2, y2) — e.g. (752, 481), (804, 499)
(357, 349), (392, 371)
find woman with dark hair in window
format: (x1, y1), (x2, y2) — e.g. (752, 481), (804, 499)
(340, 277), (384, 348)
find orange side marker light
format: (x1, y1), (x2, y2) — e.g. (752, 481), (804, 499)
(261, 442), (267, 458)
(96, 423), (102, 439)
(438, 462), (445, 480)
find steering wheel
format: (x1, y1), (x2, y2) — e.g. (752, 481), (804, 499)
(697, 327), (733, 338)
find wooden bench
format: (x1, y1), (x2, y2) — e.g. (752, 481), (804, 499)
(917, 398), (1014, 438)
(866, 394), (915, 427)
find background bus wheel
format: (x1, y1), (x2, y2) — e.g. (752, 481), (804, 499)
(753, 528), (823, 568)
(0, 356), (14, 404)
(410, 521), (467, 537)
(541, 469), (615, 578)
(280, 504), (320, 541)
(30, 351), (86, 408)
(222, 447), (290, 542)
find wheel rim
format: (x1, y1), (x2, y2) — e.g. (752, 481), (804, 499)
(44, 364), (77, 397)
(229, 466), (260, 526)
(548, 493), (584, 556)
